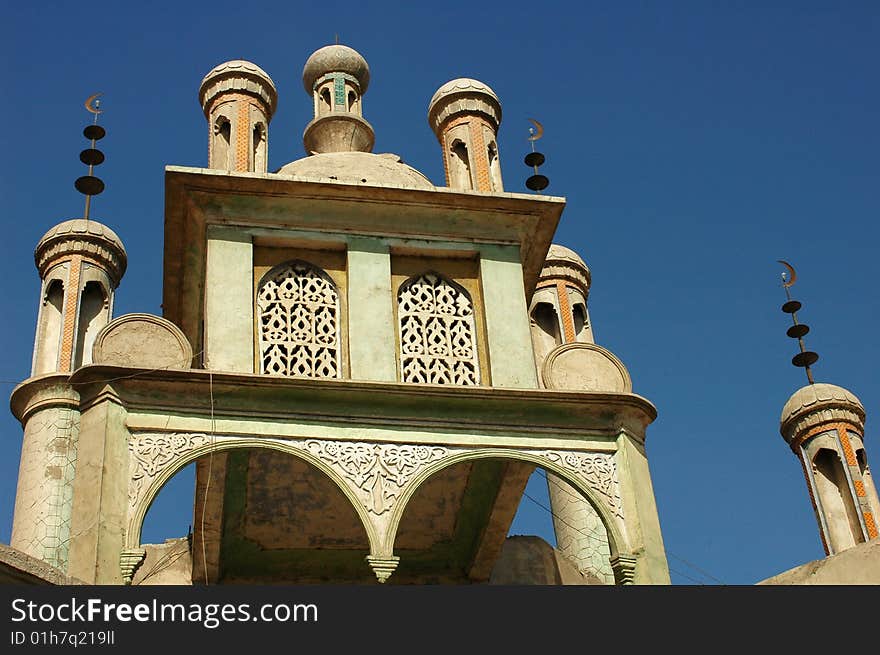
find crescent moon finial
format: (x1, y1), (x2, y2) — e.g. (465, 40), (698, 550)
(527, 118), (544, 142)
(85, 93), (103, 115)
(777, 259), (797, 288)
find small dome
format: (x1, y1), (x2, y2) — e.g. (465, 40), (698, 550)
(546, 244), (588, 270)
(780, 383), (865, 443)
(302, 45), (370, 94)
(427, 77), (503, 137)
(198, 59), (277, 116)
(36, 219), (125, 254)
(35, 219), (127, 284)
(429, 77), (500, 110)
(276, 152), (433, 190)
(200, 59), (275, 90)
(539, 243), (591, 291)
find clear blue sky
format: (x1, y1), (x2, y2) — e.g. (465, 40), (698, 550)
(1, 2), (877, 585)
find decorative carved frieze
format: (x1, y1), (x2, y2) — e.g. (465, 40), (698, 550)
(306, 440), (447, 515)
(129, 432), (208, 508)
(543, 450), (624, 520)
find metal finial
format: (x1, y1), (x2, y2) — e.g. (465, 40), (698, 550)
(524, 118), (548, 192)
(778, 260), (818, 385)
(76, 94), (107, 223)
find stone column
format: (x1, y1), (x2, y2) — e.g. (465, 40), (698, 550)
(615, 434), (671, 584)
(10, 378), (80, 571)
(478, 244), (538, 389)
(347, 238), (396, 381)
(205, 226), (253, 373)
(66, 394), (130, 584)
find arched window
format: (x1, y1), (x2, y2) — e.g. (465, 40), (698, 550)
(398, 272), (479, 385)
(251, 122), (266, 172)
(73, 281), (107, 369)
(487, 141), (502, 191)
(449, 139), (473, 190)
(257, 260), (340, 379)
(34, 278), (64, 374)
(813, 447), (862, 550)
(213, 115), (232, 170)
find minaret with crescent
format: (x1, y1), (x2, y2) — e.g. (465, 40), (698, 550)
(776, 263), (880, 555)
(428, 78), (504, 192)
(10, 97), (127, 571)
(199, 60), (277, 172)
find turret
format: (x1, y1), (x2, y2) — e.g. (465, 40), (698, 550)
(199, 60), (278, 172)
(301, 44), (374, 154)
(428, 78), (503, 192)
(775, 261), (879, 555)
(32, 219), (126, 373)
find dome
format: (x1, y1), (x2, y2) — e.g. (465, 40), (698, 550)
(36, 219), (125, 255)
(276, 152), (433, 190)
(780, 382), (865, 443)
(35, 219), (127, 283)
(546, 244), (588, 270)
(539, 243), (591, 291)
(302, 45), (370, 94)
(198, 59), (277, 116)
(429, 78), (499, 109)
(427, 77), (502, 137)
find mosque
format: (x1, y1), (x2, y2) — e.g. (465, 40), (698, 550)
(2, 44), (877, 585)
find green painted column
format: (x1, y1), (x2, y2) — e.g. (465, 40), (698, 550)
(478, 245), (538, 388)
(205, 226), (253, 373)
(347, 238), (397, 381)
(615, 434), (671, 584)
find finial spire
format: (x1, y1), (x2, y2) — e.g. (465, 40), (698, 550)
(778, 260), (818, 384)
(524, 118), (548, 192)
(77, 93), (107, 223)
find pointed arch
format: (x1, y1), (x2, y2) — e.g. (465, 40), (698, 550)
(256, 260), (340, 379)
(397, 271), (480, 385)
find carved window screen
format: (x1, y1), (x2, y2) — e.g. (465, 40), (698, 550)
(257, 260), (340, 378)
(398, 272), (479, 385)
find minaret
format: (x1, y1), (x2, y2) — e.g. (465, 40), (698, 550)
(11, 99), (126, 570)
(529, 245), (638, 584)
(776, 262), (879, 554)
(198, 60), (278, 172)
(428, 78), (503, 192)
(301, 44), (374, 154)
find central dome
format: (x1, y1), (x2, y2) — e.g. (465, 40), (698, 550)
(302, 45), (370, 94)
(276, 152), (433, 190)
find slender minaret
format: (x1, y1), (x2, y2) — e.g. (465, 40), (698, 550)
(12, 98), (126, 570)
(199, 60), (278, 172)
(529, 245), (615, 584)
(777, 262), (879, 554)
(301, 44), (373, 154)
(428, 78), (503, 192)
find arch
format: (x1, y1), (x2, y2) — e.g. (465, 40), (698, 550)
(212, 114), (232, 170)
(813, 447), (863, 550)
(487, 140), (502, 191)
(126, 437), (379, 557)
(397, 271), (480, 385)
(251, 122), (266, 173)
(33, 277), (64, 374)
(347, 90), (359, 114)
(384, 448), (628, 561)
(448, 138), (473, 190)
(319, 87), (332, 115)
(256, 260), (341, 378)
(73, 280), (108, 369)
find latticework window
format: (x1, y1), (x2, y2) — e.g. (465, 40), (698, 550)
(257, 260), (340, 378)
(398, 273), (480, 385)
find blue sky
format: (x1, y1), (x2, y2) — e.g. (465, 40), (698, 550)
(1, 2), (878, 585)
